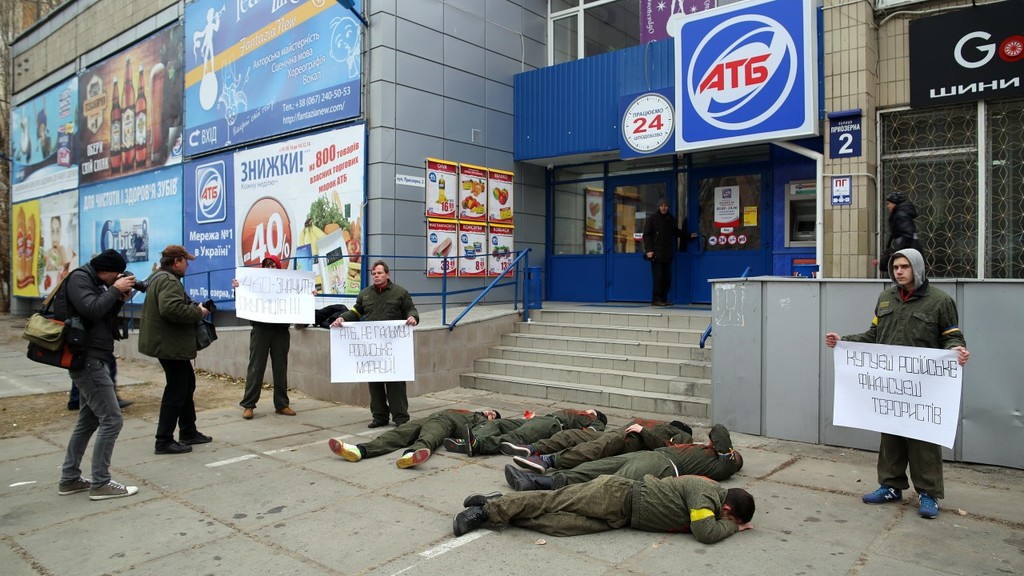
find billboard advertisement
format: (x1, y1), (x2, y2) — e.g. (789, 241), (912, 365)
(183, 152), (237, 307)
(673, 0), (817, 151)
(184, 0), (362, 155)
(38, 191), (81, 298)
(10, 77), (79, 202)
(233, 124), (365, 295)
(78, 167), (184, 284)
(78, 23), (184, 186)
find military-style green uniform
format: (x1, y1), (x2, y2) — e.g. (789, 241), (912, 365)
(841, 249), (965, 499)
(474, 409), (605, 455)
(360, 409), (488, 458)
(548, 419), (691, 469)
(483, 474), (740, 542)
(550, 424), (738, 485)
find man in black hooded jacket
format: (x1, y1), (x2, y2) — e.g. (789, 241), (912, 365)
(880, 192), (922, 273)
(642, 198), (694, 306)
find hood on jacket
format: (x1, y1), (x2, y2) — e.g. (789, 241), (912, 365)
(262, 255), (283, 269)
(891, 202), (918, 220)
(890, 248), (926, 290)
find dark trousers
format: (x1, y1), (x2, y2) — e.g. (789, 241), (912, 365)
(485, 474), (634, 536)
(650, 259), (672, 303)
(369, 381), (409, 425)
(156, 358), (198, 445)
(241, 324), (290, 410)
(877, 433), (944, 498)
(360, 416), (455, 457)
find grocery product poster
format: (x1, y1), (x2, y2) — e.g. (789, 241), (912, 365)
(425, 158), (457, 219)
(78, 166), (184, 286)
(488, 224), (514, 277)
(11, 200), (41, 298)
(78, 23), (184, 185)
(426, 220), (457, 278)
(457, 222), (488, 277)
(458, 163), (488, 222)
(232, 124), (365, 295)
(487, 168), (514, 224)
(182, 150), (237, 307)
(10, 77), (79, 202)
(38, 191), (80, 298)
(184, 0), (362, 155)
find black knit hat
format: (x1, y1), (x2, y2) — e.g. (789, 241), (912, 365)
(670, 420), (693, 436)
(886, 192), (906, 204)
(595, 410), (608, 425)
(90, 249), (127, 273)
(492, 410), (501, 420)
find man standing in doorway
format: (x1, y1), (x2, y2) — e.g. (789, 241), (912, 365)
(825, 248), (969, 519)
(331, 260), (419, 427)
(643, 198), (694, 306)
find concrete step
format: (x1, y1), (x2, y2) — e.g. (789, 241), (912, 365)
(516, 320), (706, 346)
(499, 332), (711, 362)
(460, 372), (710, 420)
(531, 308), (712, 331)
(488, 345), (712, 380)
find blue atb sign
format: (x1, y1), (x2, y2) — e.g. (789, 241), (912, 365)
(673, 0), (817, 151)
(183, 0), (363, 155)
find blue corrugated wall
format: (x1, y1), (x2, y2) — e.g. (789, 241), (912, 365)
(513, 40), (676, 162)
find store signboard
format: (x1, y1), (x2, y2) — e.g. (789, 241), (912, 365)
(183, 151), (237, 306)
(184, 0), (362, 155)
(909, 1), (1024, 107)
(673, 0), (817, 151)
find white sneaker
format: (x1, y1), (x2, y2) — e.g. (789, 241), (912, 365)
(89, 480), (139, 501)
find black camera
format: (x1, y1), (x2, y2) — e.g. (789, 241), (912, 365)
(120, 271), (148, 292)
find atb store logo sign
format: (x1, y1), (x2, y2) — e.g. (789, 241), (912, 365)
(674, 0), (817, 151)
(195, 161), (226, 224)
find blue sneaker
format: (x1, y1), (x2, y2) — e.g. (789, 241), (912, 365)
(918, 492), (939, 518)
(862, 485), (902, 504)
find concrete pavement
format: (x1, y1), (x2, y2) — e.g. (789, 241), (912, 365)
(1, 321), (1022, 575)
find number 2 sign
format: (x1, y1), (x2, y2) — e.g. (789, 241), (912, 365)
(619, 90), (676, 159)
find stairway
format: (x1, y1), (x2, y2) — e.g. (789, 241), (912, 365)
(460, 306), (713, 419)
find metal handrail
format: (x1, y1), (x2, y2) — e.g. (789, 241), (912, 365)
(699, 265), (752, 349)
(445, 248), (531, 330)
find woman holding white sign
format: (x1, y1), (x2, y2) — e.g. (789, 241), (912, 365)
(331, 260), (419, 427)
(825, 248), (969, 520)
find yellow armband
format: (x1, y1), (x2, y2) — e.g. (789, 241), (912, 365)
(690, 508), (715, 522)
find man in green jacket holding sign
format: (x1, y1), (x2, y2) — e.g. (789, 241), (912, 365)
(825, 248), (969, 519)
(331, 260), (419, 427)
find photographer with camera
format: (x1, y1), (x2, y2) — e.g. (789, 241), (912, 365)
(54, 249), (140, 500)
(138, 244), (212, 455)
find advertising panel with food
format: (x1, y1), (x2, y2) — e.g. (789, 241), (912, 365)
(233, 124), (365, 295)
(184, 0), (362, 155)
(487, 168), (514, 224)
(12, 200), (42, 298)
(79, 166), (185, 295)
(487, 224), (514, 277)
(457, 222), (488, 277)
(585, 187), (604, 235)
(426, 219), (458, 278)
(425, 158), (458, 219)
(10, 77), (79, 202)
(458, 163), (488, 223)
(183, 151), (237, 307)
(79, 23), (184, 185)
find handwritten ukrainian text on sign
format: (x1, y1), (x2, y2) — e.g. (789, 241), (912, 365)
(234, 267), (316, 324)
(330, 320), (415, 383)
(833, 341), (963, 448)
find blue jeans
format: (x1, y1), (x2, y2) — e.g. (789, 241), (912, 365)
(61, 358), (123, 488)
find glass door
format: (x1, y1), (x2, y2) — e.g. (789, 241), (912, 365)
(606, 175), (670, 302)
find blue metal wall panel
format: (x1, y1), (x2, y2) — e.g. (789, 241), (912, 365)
(514, 40), (675, 162)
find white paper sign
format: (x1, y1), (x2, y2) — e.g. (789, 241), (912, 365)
(234, 267), (316, 324)
(833, 341), (963, 448)
(330, 320), (415, 383)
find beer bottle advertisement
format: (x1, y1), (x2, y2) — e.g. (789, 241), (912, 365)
(135, 63), (148, 167)
(77, 22), (183, 184)
(121, 57), (136, 171)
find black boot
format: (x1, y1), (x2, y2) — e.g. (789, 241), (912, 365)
(461, 423), (478, 456)
(505, 464), (547, 491)
(453, 506), (489, 536)
(463, 491), (502, 507)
